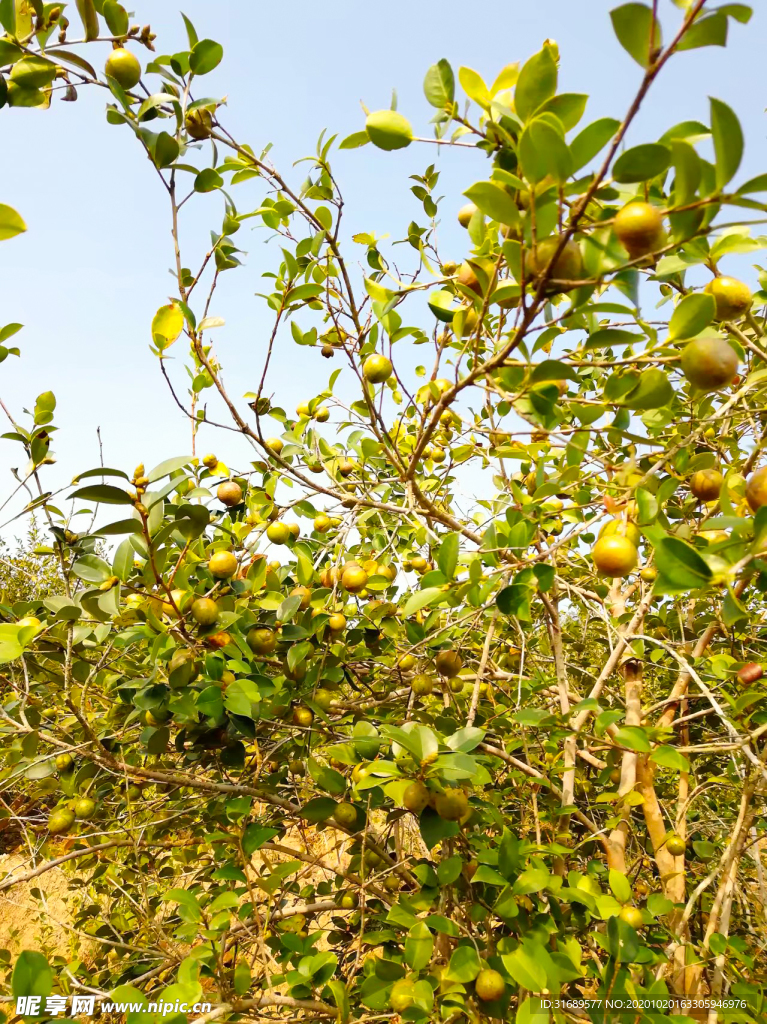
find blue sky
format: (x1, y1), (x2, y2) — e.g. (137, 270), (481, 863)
(0, 0), (764, 528)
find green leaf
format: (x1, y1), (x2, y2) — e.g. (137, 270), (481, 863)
(242, 824), (279, 855)
(147, 456), (192, 482)
(710, 97), (743, 189)
(677, 12), (728, 51)
(530, 359), (579, 384)
(103, 1), (129, 36)
(112, 538), (134, 582)
(443, 944), (481, 983)
(570, 117), (621, 172)
(585, 328), (643, 350)
(339, 130), (369, 150)
(402, 587), (443, 618)
(512, 866), (550, 895)
(463, 181), (520, 226)
(0, 204), (26, 242)
(514, 46), (557, 121)
(423, 59), (454, 109)
(610, 3), (662, 67)
(618, 368), (673, 410)
(75, 0), (99, 40)
(655, 535), (713, 590)
(502, 944), (547, 992)
(405, 921), (433, 971)
(650, 744), (690, 772)
(436, 855), (463, 886)
(519, 119), (573, 184)
(189, 39), (223, 75)
(608, 869), (632, 904)
(458, 66), (490, 108)
(161, 888), (201, 923)
(437, 533), (459, 579)
(71, 484), (134, 505)
(613, 726), (652, 752)
(72, 554), (112, 583)
(299, 797), (337, 822)
(419, 806), (459, 849)
(612, 143), (671, 183)
(536, 93), (588, 132)
(12, 951), (52, 998)
(195, 167), (223, 192)
(668, 292), (715, 340)
(154, 132), (179, 169)
(152, 302), (185, 349)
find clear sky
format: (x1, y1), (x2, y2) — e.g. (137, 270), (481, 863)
(0, 1), (763, 531)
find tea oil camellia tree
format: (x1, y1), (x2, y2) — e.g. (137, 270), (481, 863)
(2, 2), (767, 1022)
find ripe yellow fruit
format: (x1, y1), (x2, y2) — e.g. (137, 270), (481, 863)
(292, 706), (314, 727)
(209, 550), (238, 578)
(104, 48), (141, 89)
(475, 969), (506, 1002)
(389, 980), (415, 1013)
(290, 586), (312, 609)
(619, 906), (644, 929)
(265, 437), (284, 455)
(315, 406), (330, 422)
(435, 649), (462, 676)
(599, 519), (641, 547)
(247, 627), (276, 655)
(362, 354), (393, 383)
(746, 466), (767, 512)
(288, 523), (300, 540)
(592, 535), (638, 577)
(457, 261), (483, 297)
(202, 453), (218, 468)
(341, 565), (368, 592)
(267, 522), (290, 545)
(525, 236), (583, 289)
(17, 615), (42, 631)
(328, 613), (346, 632)
(48, 808), (75, 834)
(55, 753), (73, 771)
(704, 276), (752, 321)
(216, 481), (243, 507)
(458, 202), (478, 227)
(296, 402), (311, 417)
(191, 598), (219, 626)
(680, 337), (738, 392)
(314, 514), (331, 533)
(690, 468), (723, 502)
(614, 202), (664, 258)
(403, 781), (430, 813)
(434, 790), (469, 821)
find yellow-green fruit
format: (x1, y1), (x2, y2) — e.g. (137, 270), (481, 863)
(247, 627), (277, 655)
(48, 808), (75, 834)
(55, 753), (73, 771)
(592, 535), (638, 578)
(397, 653), (416, 670)
(411, 673), (434, 696)
(666, 834), (686, 856)
(366, 110), (413, 151)
(267, 522), (291, 545)
(525, 236), (583, 287)
(328, 613), (346, 632)
(690, 468), (723, 502)
(18, 615), (42, 631)
(333, 802), (358, 828)
(216, 481), (243, 507)
(435, 649), (462, 677)
(209, 550), (238, 578)
(434, 790), (469, 821)
(680, 337), (738, 393)
(457, 261), (483, 297)
(362, 354), (393, 383)
(185, 108), (213, 139)
(389, 980), (415, 1013)
(74, 797), (96, 820)
(191, 598), (219, 626)
(104, 48), (141, 89)
(313, 688), (335, 711)
(341, 565), (368, 593)
(403, 780), (430, 813)
(746, 467), (767, 512)
(475, 969), (506, 1002)
(314, 514), (331, 533)
(265, 437), (284, 455)
(599, 519), (641, 547)
(614, 202), (664, 258)
(338, 891), (359, 909)
(293, 706), (314, 727)
(705, 276), (752, 321)
(639, 566), (657, 582)
(458, 202), (478, 227)
(315, 406), (330, 422)
(619, 906), (644, 929)
(448, 676), (464, 693)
